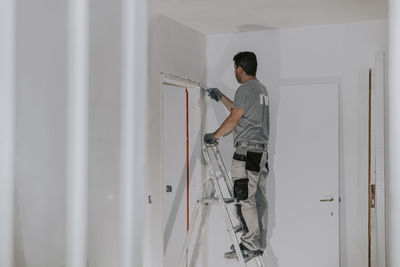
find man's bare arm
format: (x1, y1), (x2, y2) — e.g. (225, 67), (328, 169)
(220, 94), (234, 111)
(214, 108), (244, 139)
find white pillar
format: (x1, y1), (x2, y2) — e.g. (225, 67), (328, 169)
(0, 0), (15, 266)
(120, 0), (148, 266)
(66, 0), (89, 266)
(388, 1), (400, 266)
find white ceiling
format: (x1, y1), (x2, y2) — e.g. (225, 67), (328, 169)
(150, 0), (388, 34)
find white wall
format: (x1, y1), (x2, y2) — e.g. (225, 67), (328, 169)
(15, 0), (68, 265)
(206, 20), (387, 267)
(147, 15), (206, 267)
(14, 6), (205, 267)
(14, 0), (123, 266)
(88, 0), (122, 266)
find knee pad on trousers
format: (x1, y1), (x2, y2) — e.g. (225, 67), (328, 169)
(234, 178), (249, 200)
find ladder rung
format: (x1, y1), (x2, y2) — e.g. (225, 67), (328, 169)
(244, 256), (252, 263)
(224, 198), (235, 204)
(243, 256), (257, 263)
(199, 197), (235, 205)
(200, 197), (218, 204)
(233, 225), (244, 233)
(244, 254), (262, 263)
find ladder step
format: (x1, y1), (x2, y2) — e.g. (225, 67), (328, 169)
(244, 254), (263, 263)
(244, 256), (253, 263)
(231, 253), (260, 263)
(199, 197), (235, 205)
(224, 198), (235, 204)
(233, 225), (244, 233)
(199, 197), (218, 204)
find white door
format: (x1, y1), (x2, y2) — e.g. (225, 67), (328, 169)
(265, 81), (339, 267)
(162, 84), (203, 267)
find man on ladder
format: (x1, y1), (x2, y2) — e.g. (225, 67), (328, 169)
(204, 51), (270, 260)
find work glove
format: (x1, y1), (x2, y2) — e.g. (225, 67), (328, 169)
(207, 88), (222, 102)
(204, 133), (218, 144)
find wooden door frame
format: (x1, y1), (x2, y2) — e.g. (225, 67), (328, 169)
(368, 52), (386, 267)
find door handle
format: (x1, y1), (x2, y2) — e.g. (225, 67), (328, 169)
(320, 197), (334, 202)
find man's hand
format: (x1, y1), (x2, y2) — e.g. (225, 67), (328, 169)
(208, 88), (222, 102)
(204, 133), (218, 144)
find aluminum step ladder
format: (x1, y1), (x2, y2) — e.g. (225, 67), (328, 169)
(177, 143), (265, 267)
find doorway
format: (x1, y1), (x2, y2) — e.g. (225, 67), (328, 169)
(161, 74), (205, 267)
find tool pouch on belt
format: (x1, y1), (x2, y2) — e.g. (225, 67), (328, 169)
(234, 178), (249, 200)
(245, 151), (263, 172)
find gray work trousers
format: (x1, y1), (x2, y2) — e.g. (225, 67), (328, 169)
(231, 145), (268, 251)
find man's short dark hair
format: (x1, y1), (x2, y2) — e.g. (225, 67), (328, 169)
(233, 51), (257, 76)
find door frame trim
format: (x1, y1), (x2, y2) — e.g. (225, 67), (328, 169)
(159, 73), (204, 267)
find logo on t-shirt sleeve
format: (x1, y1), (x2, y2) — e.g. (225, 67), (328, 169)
(259, 94), (269, 106)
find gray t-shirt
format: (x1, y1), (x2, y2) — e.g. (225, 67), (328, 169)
(232, 79), (269, 145)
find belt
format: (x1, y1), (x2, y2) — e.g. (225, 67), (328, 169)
(235, 140), (268, 149)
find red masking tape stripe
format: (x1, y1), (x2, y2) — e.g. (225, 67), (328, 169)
(185, 88), (189, 232)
